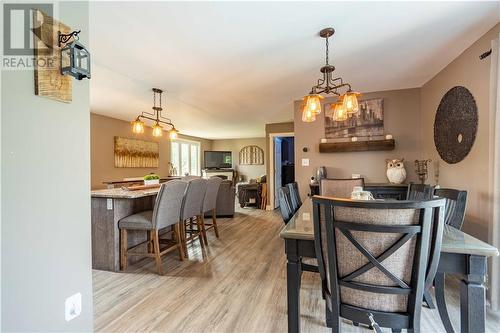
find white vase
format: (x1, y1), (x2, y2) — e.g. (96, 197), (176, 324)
(144, 179), (160, 186)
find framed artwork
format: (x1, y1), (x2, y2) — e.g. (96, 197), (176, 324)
(325, 98), (384, 138)
(239, 145), (264, 165)
(114, 137), (159, 168)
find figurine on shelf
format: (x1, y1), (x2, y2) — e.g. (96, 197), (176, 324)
(415, 159), (432, 184)
(386, 158), (407, 184)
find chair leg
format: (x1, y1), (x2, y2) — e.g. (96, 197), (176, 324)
(200, 215), (208, 245)
(424, 290), (436, 309)
(212, 208), (219, 238)
(181, 219), (188, 256)
(174, 223), (185, 261)
(435, 272), (454, 333)
(152, 230), (162, 275)
(392, 329), (402, 333)
(195, 216), (205, 248)
(120, 229), (127, 271)
(146, 230), (152, 253)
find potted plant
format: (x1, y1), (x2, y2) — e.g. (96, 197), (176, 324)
(143, 174), (160, 186)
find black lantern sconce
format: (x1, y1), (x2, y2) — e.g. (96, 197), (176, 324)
(58, 30), (91, 80)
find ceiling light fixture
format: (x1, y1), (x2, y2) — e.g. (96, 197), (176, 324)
(131, 88), (178, 139)
(301, 27), (360, 122)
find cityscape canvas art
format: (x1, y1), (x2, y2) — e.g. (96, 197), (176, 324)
(325, 98), (384, 138)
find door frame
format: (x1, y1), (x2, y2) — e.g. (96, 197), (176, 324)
(268, 132), (294, 210)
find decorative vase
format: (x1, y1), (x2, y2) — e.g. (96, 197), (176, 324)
(144, 179), (160, 186)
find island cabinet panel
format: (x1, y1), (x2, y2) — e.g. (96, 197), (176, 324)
(91, 196), (155, 271)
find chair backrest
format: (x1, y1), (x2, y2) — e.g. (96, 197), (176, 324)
(203, 177), (223, 213)
(182, 175), (201, 181)
(152, 180), (188, 230)
(320, 178), (365, 198)
(406, 183), (434, 201)
(181, 178), (208, 220)
(287, 182), (302, 212)
(312, 196), (445, 322)
(434, 188), (467, 230)
(278, 187), (293, 224)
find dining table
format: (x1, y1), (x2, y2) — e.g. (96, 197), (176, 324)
(280, 198), (499, 333)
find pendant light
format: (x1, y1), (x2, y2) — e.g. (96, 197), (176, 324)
(301, 27), (360, 122)
(131, 88), (178, 139)
(331, 100), (348, 122)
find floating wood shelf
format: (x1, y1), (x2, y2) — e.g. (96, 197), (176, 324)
(319, 139), (395, 153)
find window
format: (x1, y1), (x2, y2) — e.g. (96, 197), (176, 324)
(171, 139), (201, 176)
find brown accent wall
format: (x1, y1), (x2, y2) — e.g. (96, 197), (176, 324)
(265, 122), (294, 200)
(294, 89), (422, 200)
(211, 138), (267, 182)
(421, 23), (500, 242)
(91, 113), (212, 189)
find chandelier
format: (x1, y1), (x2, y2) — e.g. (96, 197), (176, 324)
(301, 27), (360, 123)
(131, 88), (178, 139)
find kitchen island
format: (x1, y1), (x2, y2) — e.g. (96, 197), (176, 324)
(91, 187), (160, 271)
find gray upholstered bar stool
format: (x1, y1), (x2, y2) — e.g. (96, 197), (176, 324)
(200, 177), (223, 244)
(180, 178), (208, 255)
(118, 180), (188, 275)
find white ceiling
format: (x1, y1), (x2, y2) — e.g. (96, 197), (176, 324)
(90, 1), (499, 139)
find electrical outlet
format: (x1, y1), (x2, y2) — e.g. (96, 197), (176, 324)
(65, 292), (82, 322)
(106, 199), (113, 210)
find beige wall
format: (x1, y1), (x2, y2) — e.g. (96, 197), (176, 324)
(294, 89), (422, 200)
(265, 122), (294, 198)
(421, 23), (500, 242)
(211, 138), (267, 181)
(91, 113), (212, 189)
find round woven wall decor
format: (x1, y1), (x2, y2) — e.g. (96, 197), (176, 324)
(433, 86), (478, 164)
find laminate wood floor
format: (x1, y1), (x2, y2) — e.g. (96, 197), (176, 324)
(93, 205), (500, 332)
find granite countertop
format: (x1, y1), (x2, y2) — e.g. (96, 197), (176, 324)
(91, 187), (160, 199)
(280, 198), (499, 257)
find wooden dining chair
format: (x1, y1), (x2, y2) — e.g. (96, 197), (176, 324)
(118, 180), (187, 274)
(406, 183), (434, 201)
(200, 176), (223, 244)
(278, 186), (293, 224)
(287, 182), (302, 213)
(320, 178), (365, 198)
(312, 196), (445, 333)
(430, 188), (468, 333)
(180, 178), (208, 255)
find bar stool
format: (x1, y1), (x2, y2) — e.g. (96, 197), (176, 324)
(118, 180), (187, 274)
(200, 177), (223, 244)
(180, 178), (208, 255)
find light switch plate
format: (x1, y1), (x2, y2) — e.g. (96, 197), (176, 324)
(65, 292), (82, 322)
(301, 158), (310, 166)
(106, 199), (113, 210)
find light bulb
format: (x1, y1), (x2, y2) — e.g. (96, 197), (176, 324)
(169, 128), (178, 139)
(131, 118), (145, 134)
(332, 102), (348, 121)
(152, 123), (163, 137)
(301, 108), (316, 122)
(342, 91), (360, 115)
(303, 94), (324, 115)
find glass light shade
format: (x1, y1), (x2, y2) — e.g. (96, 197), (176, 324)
(152, 123), (163, 137)
(303, 94), (324, 115)
(169, 128), (179, 139)
(331, 102), (348, 121)
(342, 91), (360, 114)
(301, 107), (317, 123)
(131, 119), (145, 134)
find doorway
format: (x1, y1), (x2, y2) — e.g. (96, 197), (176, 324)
(269, 134), (295, 209)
